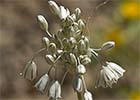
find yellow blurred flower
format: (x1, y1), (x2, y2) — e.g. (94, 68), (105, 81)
(129, 90), (140, 100)
(105, 28), (125, 47)
(119, 1), (140, 20)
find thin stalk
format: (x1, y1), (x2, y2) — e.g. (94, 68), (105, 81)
(77, 92), (83, 100)
(95, 0), (110, 11)
(48, 65), (54, 75)
(81, 75), (87, 92)
(47, 52), (64, 76)
(60, 70), (68, 85)
(46, 30), (53, 38)
(55, 64), (57, 80)
(31, 48), (46, 61)
(77, 57), (88, 91)
(92, 48), (102, 51)
(20, 48), (46, 76)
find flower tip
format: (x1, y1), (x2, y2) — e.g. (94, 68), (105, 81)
(37, 15), (49, 32)
(101, 41), (115, 51)
(37, 15), (44, 21)
(48, 0), (60, 16)
(48, 0), (55, 4)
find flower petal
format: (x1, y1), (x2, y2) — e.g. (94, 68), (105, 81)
(49, 81), (61, 99)
(34, 74), (49, 92)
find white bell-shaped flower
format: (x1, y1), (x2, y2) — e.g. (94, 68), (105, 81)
(22, 61), (37, 81)
(107, 62), (125, 78)
(34, 74), (49, 92)
(84, 90), (93, 100)
(49, 81), (61, 99)
(73, 75), (83, 92)
(77, 64), (86, 74)
(96, 62), (125, 88)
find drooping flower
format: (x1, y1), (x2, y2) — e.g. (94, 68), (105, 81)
(49, 81), (61, 99)
(83, 90), (93, 100)
(73, 75), (83, 92)
(34, 73), (49, 92)
(22, 61), (37, 81)
(107, 62), (125, 78)
(96, 62), (125, 88)
(77, 64), (86, 74)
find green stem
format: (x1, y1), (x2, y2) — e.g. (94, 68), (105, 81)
(77, 92), (83, 100)
(46, 30), (53, 38)
(60, 70), (68, 85)
(81, 75), (87, 92)
(31, 48), (46, 61)
(47, 52), (64, 76)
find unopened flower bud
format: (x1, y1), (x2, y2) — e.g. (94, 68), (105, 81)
(69, 53), (77, 65)
(57, 49), (63, 54)
(66, 15), (74, 25)
(73, 22), (80, 32)
(101, 41), (115, 51)
(62, 38), (69, 50)
(81, 57), (91, 65)
(69, 37), (76, 47)
(71, 14), (76, 21)
(37, 15), (48, 31)
(42, 37), (50, 49)
(69, 27), (75, 37)
(78, 39), (86, 54)
(77, 64), (86, 74)
(72, 46), (78, 54)
(74, 8), (81, 20)
(48, 0), (60, 16)
(49, 43), (57, 53)
(45, 55), (55, 65)
(74, 30), (82, 40)
(78, 19), (85, 31)
(82, 36), (89, 49)
(73, 75), (83, 92)
(57, 29), (64, 39)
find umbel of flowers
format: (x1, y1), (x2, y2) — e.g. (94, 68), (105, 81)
(21, 1), (125, 100)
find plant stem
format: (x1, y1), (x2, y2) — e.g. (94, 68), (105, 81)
(31, 48), (46, 61)
(60, 70), (68, 85)
(77, 92), (83, 100)
(46, 30), (53, 38)
(81, 75), (87, 92)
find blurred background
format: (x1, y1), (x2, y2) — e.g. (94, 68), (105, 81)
(0, 0), (140, 100)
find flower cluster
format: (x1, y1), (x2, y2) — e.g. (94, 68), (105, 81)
(21, 1), (125, 100)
